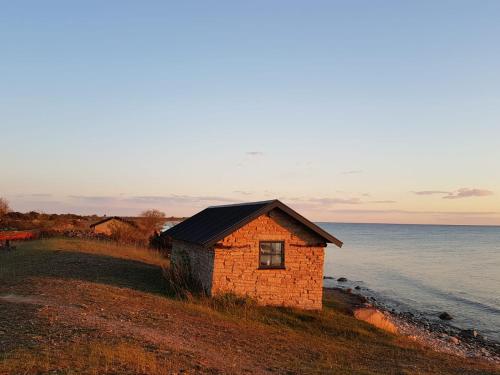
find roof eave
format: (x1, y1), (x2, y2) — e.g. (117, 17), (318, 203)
(273, 201), (343, 248)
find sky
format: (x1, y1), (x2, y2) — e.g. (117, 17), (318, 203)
(1, 1), (499, 225)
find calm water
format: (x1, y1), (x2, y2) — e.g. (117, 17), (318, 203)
(319, 223), (500, 341)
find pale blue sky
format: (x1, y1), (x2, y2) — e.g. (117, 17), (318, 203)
(1, 1), (499, 224)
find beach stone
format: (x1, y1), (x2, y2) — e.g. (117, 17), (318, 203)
(461, 329), (478, 338)
(337, 277), (348, 282)
(449, 336), (460, 344)
(323, 276), (334, 280)
(354, 307), (398, 334)
(358, 295), (368, 303)
(439, 312), (453, 320)
(355, 286), (361, 290)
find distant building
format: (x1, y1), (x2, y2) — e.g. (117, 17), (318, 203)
(90, 216), (137, 235)
(162, 200), (342, 310)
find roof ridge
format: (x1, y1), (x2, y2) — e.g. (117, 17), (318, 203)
(207, 199), (277, 209)
(90, 216), (138, 228)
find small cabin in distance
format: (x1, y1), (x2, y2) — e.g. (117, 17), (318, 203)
(90, 216), (137, 236)
(162, 200), (342, 310)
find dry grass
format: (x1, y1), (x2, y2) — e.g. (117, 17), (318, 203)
(29, 237), (168, 266)
(0, 238), (498, 375)
(0, 341), (179, 375)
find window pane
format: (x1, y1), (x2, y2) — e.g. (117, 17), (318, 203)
(260, 242), (284, 267)
(271, 242), (282, 253)
(260, 254), (271, 267)
(260, 242), (272, 254)
(271, 253), (282, 266)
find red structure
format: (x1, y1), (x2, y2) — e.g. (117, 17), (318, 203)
(0, 230), (37, 248)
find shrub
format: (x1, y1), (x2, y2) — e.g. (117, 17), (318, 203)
(161, 263), (204, 299)
(0, 197), (10, 216)
(109, 222), (149, 247)
(205, 292), (257, 314)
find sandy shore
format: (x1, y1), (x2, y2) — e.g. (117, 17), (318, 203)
(327, 286), (500, 366)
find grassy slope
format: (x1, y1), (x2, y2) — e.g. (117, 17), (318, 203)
(0, 239), (498, 375)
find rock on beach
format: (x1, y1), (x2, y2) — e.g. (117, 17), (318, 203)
(449, 336), (460, 345)
(354, 307), (398, 334)
(439, 312), (453, 320)
(461, 329), (478, 338)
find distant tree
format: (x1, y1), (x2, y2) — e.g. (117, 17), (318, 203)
(27, 211), (41, 220)
(0, 197), (10, 216)
(140, 209), (166, 234)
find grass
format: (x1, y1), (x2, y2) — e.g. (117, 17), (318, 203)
(0, 238), (168, 295)
(22, 237), (168, 266)
(0, 341), (177, 375)
(0, 238), (498, 374)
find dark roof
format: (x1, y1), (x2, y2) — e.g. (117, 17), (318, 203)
(90, 216), (138, 228)
(162, 200), (343, 248)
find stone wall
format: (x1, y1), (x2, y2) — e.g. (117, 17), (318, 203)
(211, 209), (326, 310)
(171, 239), (214, 292)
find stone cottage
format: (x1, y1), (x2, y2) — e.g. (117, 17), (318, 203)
(163, 200), (343, 310)
(90, 216), (137, 236)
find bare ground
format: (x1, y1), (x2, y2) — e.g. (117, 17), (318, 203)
(0, 238), (499, 374)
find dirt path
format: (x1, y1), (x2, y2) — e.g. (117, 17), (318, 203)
(0, 280), (307, 374)
(1, 293), (213, 360)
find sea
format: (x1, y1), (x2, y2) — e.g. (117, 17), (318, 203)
(319, 223), (500, 342)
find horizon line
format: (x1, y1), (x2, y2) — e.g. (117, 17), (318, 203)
(4, 209), (500, 228)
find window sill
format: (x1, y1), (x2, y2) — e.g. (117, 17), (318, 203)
(258, 266), (286, 270)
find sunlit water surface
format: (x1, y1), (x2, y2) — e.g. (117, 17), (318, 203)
(319, 223), (500, 341)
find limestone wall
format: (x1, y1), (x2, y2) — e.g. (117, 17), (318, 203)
(211, 209), (326, 310)
(171, 239), (214, 292)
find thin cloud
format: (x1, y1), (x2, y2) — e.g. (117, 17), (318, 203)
(414, 190), (450, 196)
(414, 188), (493, 199)
(233, 190), (253, 196)
(246, 151), (264, 157)
(309, 197), (362, 205)
(14, 193), (53, 198)
(263, 190), (276, 197)
(323, 208), (500, 216)
(341, 170), (363, 175)
(67, 195), (238, 205)
(69, 195), (118, 202)
(131, 195), (237, 204)
(443, 188), (493, 200)
(288, 196), (396, 207)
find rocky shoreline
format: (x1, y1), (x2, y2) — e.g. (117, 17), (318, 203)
(324, 277), (500, 366)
